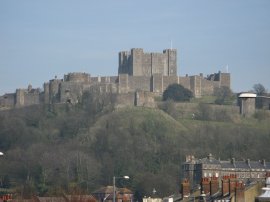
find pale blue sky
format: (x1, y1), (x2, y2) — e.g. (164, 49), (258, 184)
(0, 0), (270, 95)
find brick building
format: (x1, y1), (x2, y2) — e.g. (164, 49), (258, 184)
(182, 154), (270, 189)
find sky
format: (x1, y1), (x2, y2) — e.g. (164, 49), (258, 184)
(0, 0), (270, 95)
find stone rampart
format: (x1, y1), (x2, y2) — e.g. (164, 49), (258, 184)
(128, 76), (151, 92)
(0, 93), (15, 109)
(178, 76), (191, 90)
(0, 48), (232, 109)
(64, 72), (91, 83)
(162, 75), (178, 92)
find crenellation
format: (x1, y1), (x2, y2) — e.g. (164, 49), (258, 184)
(0, 48), (232, 109)
(119, 48), (178, 77)
(64, 72), (91, 83)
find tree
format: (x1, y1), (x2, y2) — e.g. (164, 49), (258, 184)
(214, 86), (234, 105)
(253, 84), (267, 109)
(253, 83), (267, 96)
(163, 84), (193, 102)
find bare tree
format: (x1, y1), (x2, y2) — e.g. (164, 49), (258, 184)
(253, 83), (267, 96)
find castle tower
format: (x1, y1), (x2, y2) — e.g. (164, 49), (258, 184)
(131, 48), (144, 76)
(44, 82), (50, 104)
(49, 78), (62, 104)
(15, 89), (25, 107)
(118, 48), (177, 76)
(163, 49), (177, 76)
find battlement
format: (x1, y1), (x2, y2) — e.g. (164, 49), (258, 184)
(0, 48), (232, 109)
(64, 72), (91, 83)
(118, 48), (177, 76)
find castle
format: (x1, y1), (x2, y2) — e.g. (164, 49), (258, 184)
(0, 48), (230, 109)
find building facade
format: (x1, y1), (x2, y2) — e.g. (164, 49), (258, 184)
(182, 154), (270, 188)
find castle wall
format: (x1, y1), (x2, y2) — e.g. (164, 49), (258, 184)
(119, 48), (177, 77)
(0, 48), (233, 109)
(219, 73), (230, 88)
(23, 92), (40, 106)
(200, 79), (216, 96)
(162, 75), (178, 92)
(86, 83), (118, 94)
(49, 79), (62, 104)
(131, 48), (143, 76)
(59, 82), (83, 103)
(44, 83), (50, 104)
(64, 72), (91, 83)
(118, 74), (129, 93)
(178, 76), (191, 90)
(0, 93), (15, 109)
(119, 51), (131, 75)
(115, 93), (135, 108)
(135, 91), (156, 108)
(151, 74), (163, 93)
(151, 53), (167, 75)
(128, 76), (151, 92)
(15, 89), (25, 107)
(142, 53), (152, 75)
(164, 49), (177, 76)
(190, 76), (202, 98)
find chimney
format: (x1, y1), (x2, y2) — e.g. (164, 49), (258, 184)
(246, 159), (251, 168)
(231, 158), (236, 167)
(201, 177), (210, 195)
(229, 174), (237, 193)
(261, 159), (266, 167)
(181, 179), (190, 198)
(210, 177), (219, 195)
(222, 176), (230, 196)
(235, 181), (245, 202)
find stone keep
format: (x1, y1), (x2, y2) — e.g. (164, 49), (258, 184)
(118, 48), (177, 76)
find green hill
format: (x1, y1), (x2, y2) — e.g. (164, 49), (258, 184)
(0, 99), (269, 199)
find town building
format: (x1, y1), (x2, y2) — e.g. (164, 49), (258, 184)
(92, 186), (133, 202)
(182, 154), (270, 189)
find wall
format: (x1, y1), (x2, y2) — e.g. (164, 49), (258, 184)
(128, 76), (151, 92)
(23, 92), (40, 106)
(115, 93), (135, 108)
(64, 72), (91, 83)
(190, 76), (202, 98)
(0, 93), (15, 109)
(118, 48), (177, 77)
(239, 97), (256, 117)
(135, 91), (156, 108)
(151, 74), (163, 93)
(49, 79), (62, 104)
(162, 76), (178, 92)
(118, 74), (129, 93)
(59, 82), (83, 103)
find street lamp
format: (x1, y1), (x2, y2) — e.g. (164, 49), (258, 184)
(0, 152), (4, 156)
(113, 176), (129, 202)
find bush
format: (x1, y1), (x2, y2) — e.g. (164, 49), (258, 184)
(163, 84), (193, 102)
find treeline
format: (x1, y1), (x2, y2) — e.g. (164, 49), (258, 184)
(0, 92), (270, 200)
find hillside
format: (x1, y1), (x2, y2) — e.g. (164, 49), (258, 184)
(0, 98), (270, 199)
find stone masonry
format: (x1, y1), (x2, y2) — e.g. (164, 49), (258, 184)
(0, 48), (231, 109)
